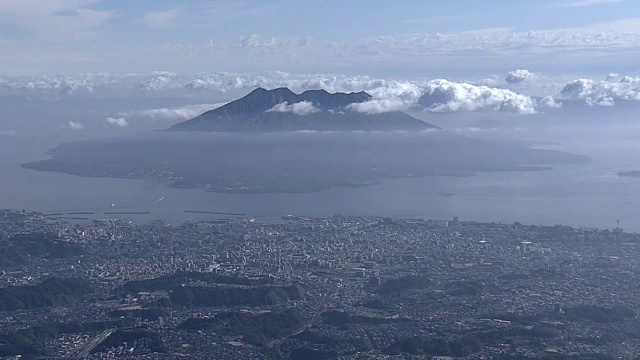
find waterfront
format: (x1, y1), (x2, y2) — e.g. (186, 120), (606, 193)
(3, 209), (640, 359)
(2, 134), (640, 231)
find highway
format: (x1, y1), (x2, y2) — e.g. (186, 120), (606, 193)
(70, 329), (115, 359)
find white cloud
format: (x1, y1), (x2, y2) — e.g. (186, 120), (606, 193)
(105, 117), (129, 127)
(620, 75), (640, 83)
(107, 103), (226, 127)
(67, 121), (85, 130)
(1, 14), (640, 72)
(505, 69), (535, 85)
(139, 9), (178, 28)
(184, 72), (389, 94)
(418, 79), (537, 114)
(559, 0), (626, 7)
(0, 73), (101, 94)
(358, 19), (640, 60)
(136, 103), (225, 121)
(139, 71), (180, 91)
(348, 79), (544, 115)
(537, 96), (562, 109)
(347, 81), (423, 114)
(266, 101), (320, 115)
(3, 70), (640, 114)
(560, 79), (594, 99)
(346, 99), (408, 114)
(475, 76), (501, 87)
(559, 77), (640, 105)
(0, 0), (115, 41)
(0, 72), (391, 96)
(238, 34), (311, 48)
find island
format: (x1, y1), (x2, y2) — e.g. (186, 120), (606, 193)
(22, 87), (590, 194)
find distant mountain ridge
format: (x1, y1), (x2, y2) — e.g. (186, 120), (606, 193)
(168, 87), (435, 132)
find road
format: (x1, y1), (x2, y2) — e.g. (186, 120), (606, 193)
(70, 328), (115, 359)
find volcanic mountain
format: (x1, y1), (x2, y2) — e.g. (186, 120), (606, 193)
(168, 87), (435, 132)
(22, 87), (590, 194)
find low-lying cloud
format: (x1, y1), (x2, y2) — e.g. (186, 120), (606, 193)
(348, 78), (546, 115)
(4, 70), (640, 117)
(105, 117), (129, 127)
(560, 76), (640, 105)
(418, 79), (538, 114)
(106, 103), (225, 128)
(347, 99), (408, 114)
(137, 103), (224, 121)
(505, 69), (535, 84)
(67, 121), (85, 130)
(537, 96), (563, 109)
(347, 81), (423, 114)
(266, 101), (320, 115)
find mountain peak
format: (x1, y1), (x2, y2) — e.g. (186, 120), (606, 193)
(241, 87), (296, 103)
(168, 87), (435, 132)
(298, 89), (371, 109)
(300, 89), (330, 95)
(269, 87), (297, 96)
(249, 87), (268, 93)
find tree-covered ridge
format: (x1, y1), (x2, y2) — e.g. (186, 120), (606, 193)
(0, 277), (91, 311)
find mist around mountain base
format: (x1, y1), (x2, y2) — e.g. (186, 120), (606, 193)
(23, 130), (588, 194)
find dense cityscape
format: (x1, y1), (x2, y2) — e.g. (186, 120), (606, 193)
(1, 209), (640, 359)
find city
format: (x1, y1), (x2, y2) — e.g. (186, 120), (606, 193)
(1, 209), (639, 359)
(3, 1), (640, 359)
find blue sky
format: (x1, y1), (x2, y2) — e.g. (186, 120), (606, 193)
(1, 0), (640, 75)
(86, 0), (637, 42)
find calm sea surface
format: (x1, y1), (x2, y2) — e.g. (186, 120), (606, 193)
(2, 135), (640, 231)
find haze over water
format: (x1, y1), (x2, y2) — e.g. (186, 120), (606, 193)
(3, 130), (639, 231)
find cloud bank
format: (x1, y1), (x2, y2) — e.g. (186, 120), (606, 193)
(347, 77), (552, 115)
(105, 117), (129, 127)
(3, 17), (640, 75)
(100, 103), (226, 128)
(560, 76), (640, 105)
(3, 70), (640, 117)
(505, 69), (535, 85)
(537, 96), (563, 109)
(0, 0), (115, 41)
(266, 101), (319, 115)
(67, 121), (85, 130)
(136, 103), (225, 121)
(418, 80), (538, 114)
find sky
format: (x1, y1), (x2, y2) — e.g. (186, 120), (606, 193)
(2, 0), (640, 235)
(1, 0), (640, 75)
(2, 0), (640, 138)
